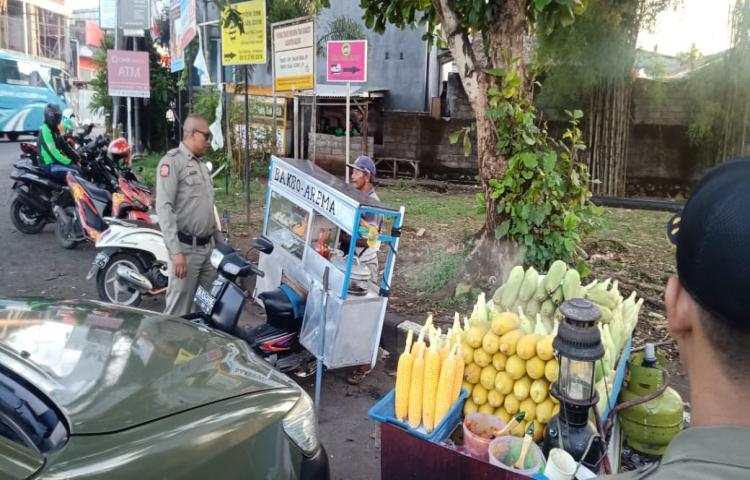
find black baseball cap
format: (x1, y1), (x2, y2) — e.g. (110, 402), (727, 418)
(667, 158), (750, 332)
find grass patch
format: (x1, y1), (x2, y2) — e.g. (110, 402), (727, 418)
(131, 152), (162, 188)
(377, 185), (482, 229)
(405, 250), (464, 294)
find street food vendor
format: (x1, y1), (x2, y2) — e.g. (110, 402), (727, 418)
(601, 159), (750, 479)
(342, 155), (381, 385)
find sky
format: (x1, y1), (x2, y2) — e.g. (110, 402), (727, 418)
(637, 0), (734, 56)
(67, 0), (735, 57)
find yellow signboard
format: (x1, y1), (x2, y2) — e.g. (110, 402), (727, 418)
(221, 0), (266, 65)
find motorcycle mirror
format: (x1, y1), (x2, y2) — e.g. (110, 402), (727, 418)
(206, 161), (213, 173)
(253, 236), (274, 255)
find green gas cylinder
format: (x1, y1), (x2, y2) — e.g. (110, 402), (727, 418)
(618, 345), (684, 456)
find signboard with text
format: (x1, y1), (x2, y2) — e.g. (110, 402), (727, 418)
(170, 0), (184, 72)
(221, 0), (267, 65)
(179, 0), (197, 48)
(99, 0), (116, 29)
(107, 50), (150, 98)
(272, 19), (314, 92)
(326, 40), (367, 83)
(120, 0), (150, 36)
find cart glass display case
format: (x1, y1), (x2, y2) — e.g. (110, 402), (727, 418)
(254, 156), (404, 369)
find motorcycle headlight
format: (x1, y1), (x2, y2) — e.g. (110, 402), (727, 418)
(210, 249), (224, 269)
(282, 391), (319, 456)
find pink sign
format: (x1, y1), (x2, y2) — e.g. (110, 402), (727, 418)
(326, 40), (367, 83)
(107, 50), (150, 98)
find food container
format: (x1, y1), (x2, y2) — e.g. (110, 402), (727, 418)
(332, 253), (371, 295)
(462, 413), (507, 461)
(488, 435), (545, 476)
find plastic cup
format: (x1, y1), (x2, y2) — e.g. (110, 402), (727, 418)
(544, 448), (577, 480)
(462, 413), (507, 461)
(488, 435), (546, 476)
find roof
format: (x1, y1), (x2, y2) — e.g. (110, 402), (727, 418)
(295, 84), (388, 99)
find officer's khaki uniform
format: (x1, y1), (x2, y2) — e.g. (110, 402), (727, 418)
(602, 426), (750, 479)
(156, 143), (219, 316)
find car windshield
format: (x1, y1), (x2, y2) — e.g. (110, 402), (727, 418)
(0, 367), (68, 453)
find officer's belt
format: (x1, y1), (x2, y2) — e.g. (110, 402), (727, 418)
(178, 231), (212, 247)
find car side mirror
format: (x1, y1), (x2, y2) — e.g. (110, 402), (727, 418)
(253, 236), (274, 255)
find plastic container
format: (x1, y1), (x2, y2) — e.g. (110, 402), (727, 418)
(488, 435), (546, 476)
(368, 388), (468, 443)
(462, 413), (507, 460)
(544, 448), (577, 480)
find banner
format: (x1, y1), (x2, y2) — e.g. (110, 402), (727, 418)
(221, 0), (267, 65)
(180, 0), (197, 48)
(170, 1), (184, 72)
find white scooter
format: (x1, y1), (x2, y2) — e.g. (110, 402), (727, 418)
(86, 216), (170, 307)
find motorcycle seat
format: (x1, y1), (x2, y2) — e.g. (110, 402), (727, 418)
(77, 176), (112, 204)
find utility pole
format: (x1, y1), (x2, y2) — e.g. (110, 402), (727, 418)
(112, 0), (120, 135)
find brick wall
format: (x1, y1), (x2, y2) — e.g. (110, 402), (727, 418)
(381, 111), (478, 177)
(310, 133), (375, 174)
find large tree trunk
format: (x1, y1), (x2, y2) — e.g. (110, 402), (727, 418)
(432, 0), (530, 291)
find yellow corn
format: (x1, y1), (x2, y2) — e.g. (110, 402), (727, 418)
(411, 321), (428, 359)
(452, 334), (466, 402)
(407, 347), (425, 428)
(394, 330), (414, 421)
(435, 343), (458, 426)
(421, 330), (442, 433)
(439, 331), (452, 362)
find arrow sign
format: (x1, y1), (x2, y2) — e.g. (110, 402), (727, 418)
(326, 40), (367, 83)
(224, 52), (237, 60)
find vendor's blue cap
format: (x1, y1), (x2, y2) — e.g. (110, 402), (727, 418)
(349, 155), (376, 178)
(666, 158), (750, 331)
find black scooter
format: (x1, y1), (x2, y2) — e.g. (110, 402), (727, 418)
(186, 239), (316, 374)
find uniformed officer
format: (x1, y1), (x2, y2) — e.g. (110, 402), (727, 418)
(601, 159), (750, 478)
(156, 114), (221, 316)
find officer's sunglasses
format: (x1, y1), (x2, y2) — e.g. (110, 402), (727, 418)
(193, 129), (211, 140)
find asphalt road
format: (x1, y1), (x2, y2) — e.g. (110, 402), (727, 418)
(0, 138), (386, 479)
(0, 138), (164, 310)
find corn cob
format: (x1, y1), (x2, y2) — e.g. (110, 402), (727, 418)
(501, 265), (526, 308)
(421, 330), (442, 433)
(452, 334), (465, 402)
(518, 267), (539, 302)
(394, 330), (414, 421)
(544, 260), (568, 293)
(411, 319), (429, 359)
(435, 343), (458, 426)
(407, 347), (425, 428)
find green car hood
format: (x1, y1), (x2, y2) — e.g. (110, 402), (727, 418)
(0, 299), (296, 435)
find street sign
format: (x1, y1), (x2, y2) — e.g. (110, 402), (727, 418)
(120, 0), (150, 36)
(107, 50), (150, 98)
(99, 0), (116, 29)
(326, 40), (367, 83)
(221, 0), (266, 65)
(272, 19), (315, 92)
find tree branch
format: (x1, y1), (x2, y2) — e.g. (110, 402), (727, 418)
(432, 0), (482, 99)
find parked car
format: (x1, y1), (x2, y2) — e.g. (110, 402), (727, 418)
(0, 298), (329, 479)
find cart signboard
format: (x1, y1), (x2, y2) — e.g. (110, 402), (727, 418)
(221, 0), (267, 65)
(326, 40), (367, 83)
(272, 18), (315, 92)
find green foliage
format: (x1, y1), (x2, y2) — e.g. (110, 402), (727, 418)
(406, 249), (466, 294)
(89, 35), (114, 120)
(317, 15), (367, 53)
(456, 62), (604, 269)
(359, 0), (584, 45)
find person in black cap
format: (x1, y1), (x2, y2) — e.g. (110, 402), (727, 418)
(602, 159), (750, 478)
(344, 155), (381, 385)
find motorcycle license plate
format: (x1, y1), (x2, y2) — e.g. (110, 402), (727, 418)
(195, 285), (216, 315)
(86, 253), (110, 280)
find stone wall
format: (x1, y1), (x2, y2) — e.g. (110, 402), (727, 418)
(381, 111), (478, 178)
(310, 133), (375, 174)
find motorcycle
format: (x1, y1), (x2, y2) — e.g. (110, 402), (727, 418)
(56, 171), (153, 249)
(187, 239), (316, 374)
(9, 124), (104, 235)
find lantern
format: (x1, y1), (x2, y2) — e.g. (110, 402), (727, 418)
(543, 298), (605, 469)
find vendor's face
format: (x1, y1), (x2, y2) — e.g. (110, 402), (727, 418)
(351, 168), (369, 190)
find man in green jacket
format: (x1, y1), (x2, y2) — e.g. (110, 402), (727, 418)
(602, 159), (750, 479)
(38, 103), (80, 179)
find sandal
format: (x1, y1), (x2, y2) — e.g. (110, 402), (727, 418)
(346, 365), (373, 385)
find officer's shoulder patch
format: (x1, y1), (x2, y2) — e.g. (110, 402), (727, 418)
(160, 164), (170, 177)
(166, 148), (179, 157)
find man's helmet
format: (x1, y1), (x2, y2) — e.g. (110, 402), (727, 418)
(60, 118), (75, 135)
(44, 103), (62, 128)
(108, 137), (132, 166)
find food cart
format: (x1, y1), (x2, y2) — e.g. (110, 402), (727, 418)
(253, 155), (404, 369)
